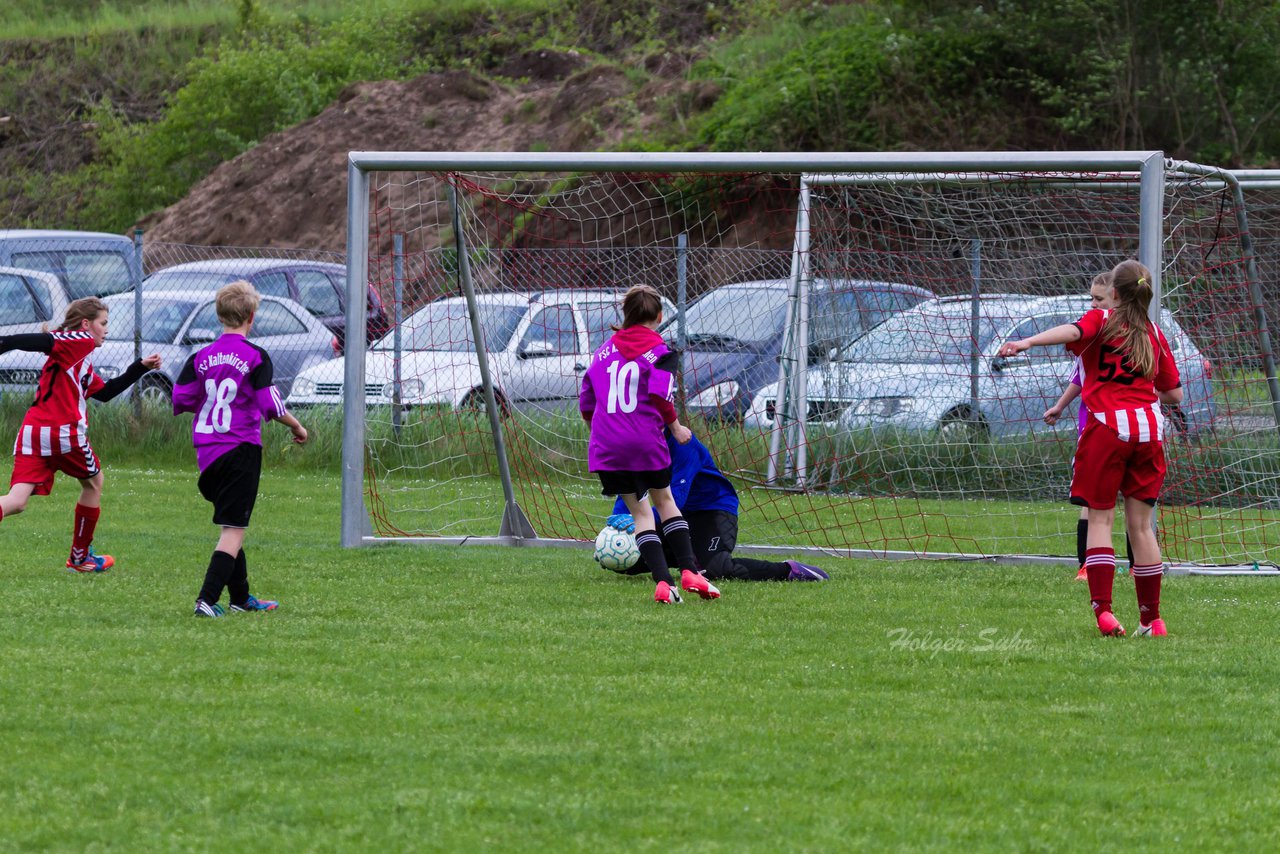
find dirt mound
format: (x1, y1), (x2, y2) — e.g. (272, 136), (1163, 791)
(137, 57), (681, 252)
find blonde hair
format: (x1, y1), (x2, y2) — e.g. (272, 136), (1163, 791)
(1090, 270), (1113, 289)
(619, 285), (663, 328)
(216, 280), (260, 328)
(58, 297), (108, 332)
(1101, 259), (1155, 377)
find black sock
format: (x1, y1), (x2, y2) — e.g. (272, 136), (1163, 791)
(228, 549), (249, 606)
(660, 515), (698, 571)
(1125, 535), (1134, 569)
(636, 531), (674, 585)
(198, 550), (236, 605)
(736, 557), (791, 581)
(1076, 519), (1088, 566)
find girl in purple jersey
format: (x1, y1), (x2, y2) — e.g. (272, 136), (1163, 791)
(579, 285), (720, 605)
(172, 281), (307, 617)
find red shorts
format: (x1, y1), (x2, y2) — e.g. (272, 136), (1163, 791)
(1070, 420), (1165, 510)
(10, 448), (102, 496)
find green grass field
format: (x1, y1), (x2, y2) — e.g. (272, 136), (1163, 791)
(3, 464), (1280, 849)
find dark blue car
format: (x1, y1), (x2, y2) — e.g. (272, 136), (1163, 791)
(666, 279), (934, 421)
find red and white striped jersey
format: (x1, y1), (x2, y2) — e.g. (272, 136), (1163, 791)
(13, 331), (105, 457)
(1066, 308), (1180, 443)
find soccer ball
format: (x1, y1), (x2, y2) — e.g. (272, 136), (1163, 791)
(594, 525), (640, 573)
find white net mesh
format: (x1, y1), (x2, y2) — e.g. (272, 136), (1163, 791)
(348, 165), (1280, 566)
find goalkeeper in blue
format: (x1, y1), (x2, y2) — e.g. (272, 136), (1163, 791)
(604, 432), (829, 582)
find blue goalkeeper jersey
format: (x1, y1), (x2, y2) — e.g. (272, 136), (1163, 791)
(611, 433), (738, 518)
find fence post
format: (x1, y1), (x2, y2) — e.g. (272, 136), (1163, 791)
(132, 228), (143, 420)
(392, 233), (404, 437)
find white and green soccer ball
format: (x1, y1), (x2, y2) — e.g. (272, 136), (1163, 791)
(594, 525), (640, 573)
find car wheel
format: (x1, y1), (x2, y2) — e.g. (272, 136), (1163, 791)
(937, 408), (988, 444)
(460, 387), (511, 419)
(137, 375), (172, 404)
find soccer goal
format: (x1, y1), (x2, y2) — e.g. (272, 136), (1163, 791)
(337, 152), (1280, 571)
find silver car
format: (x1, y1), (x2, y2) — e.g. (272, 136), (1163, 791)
(0, 291), (335, 402)
(0, 266), (70, 337)
(288, 289), (675, 412)
(745, 294), (1216, 440)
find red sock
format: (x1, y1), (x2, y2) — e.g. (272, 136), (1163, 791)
(1084, 546), (1116, 616)
(70, 503), (100, 564)
(1132, 562), (1163, 624)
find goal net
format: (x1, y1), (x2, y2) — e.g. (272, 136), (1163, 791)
(339, 153), (1280, 569)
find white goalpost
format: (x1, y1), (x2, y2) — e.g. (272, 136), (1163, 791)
(336, 152), (1280, 572)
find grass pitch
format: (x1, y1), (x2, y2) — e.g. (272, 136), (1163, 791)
(2, 465), (1279, 850)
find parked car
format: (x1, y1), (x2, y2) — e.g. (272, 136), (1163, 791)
(744, 294), (1215, 440)
(287, 289), (674, 412)
(0, 266), (71, 336)
(0, 229), (140, 300)
(0, 291), (335, 402)
(141, 258), (389, 355)
(665, 278), (934, 421)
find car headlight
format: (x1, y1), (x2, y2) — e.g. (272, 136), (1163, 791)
(97, 366), (122, 380)
(686, 380), (741, 409)
(291, 377), (316, 397)
(846, 396), (914, 418)
(382, 379), (424, 401)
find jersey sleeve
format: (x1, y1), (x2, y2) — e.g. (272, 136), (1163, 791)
(1153, 325), (1182, 392)
(579, 371), (596, 417)
(172, 354), (203, 414)
(1066, 309), (1106, 356)
(249, 352), (287, 419)
(1068, 361), (1082, 387)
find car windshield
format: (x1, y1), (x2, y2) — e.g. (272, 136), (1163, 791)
(680, 286), (789, 344)
(13, 250), (133, 299)
(103, 297), (198, 343)
(838, 307), (1001, 364)
(143, 270), (235, 292)
(374, 300), (527, 352)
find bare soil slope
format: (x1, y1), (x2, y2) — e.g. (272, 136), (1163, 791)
(139, 54), (689, 251)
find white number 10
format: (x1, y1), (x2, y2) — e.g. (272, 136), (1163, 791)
(605, 361), (639, 413)
(195, 378), (238, 434)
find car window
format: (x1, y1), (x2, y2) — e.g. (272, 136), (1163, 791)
(250, 301), (308, 337)
(251, 272), (291, 299)
(1006, 315), (1076, 362)
(520, 304), (580, 354)
(0, 274), (43, 323)
(580, 302), (620, 350)
(378, 300), (526, 352)
(810, 290), (863, 355)
(858, 288), (927, 329)
(840, 308), (1001, 364)
(295, 270), (342, 316)
(108, 298), (200, 343)
(683, 286), (789, 344)
(13, 250), (132, 299)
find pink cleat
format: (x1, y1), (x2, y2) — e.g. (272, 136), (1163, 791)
(654, 581), (683, 605)
(1097, 611), (1126, 637)
(1075, 566), (1089, 581)
(680, 569), (721, 600)
(1137, 619), (1167, 637)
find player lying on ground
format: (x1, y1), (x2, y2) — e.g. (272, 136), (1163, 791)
(601, 431), (829, 583)
(0, 298), (161, 572)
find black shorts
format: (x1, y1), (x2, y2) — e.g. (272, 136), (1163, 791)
(198, 443), (262, 528)
(596, 468), (672, 500)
